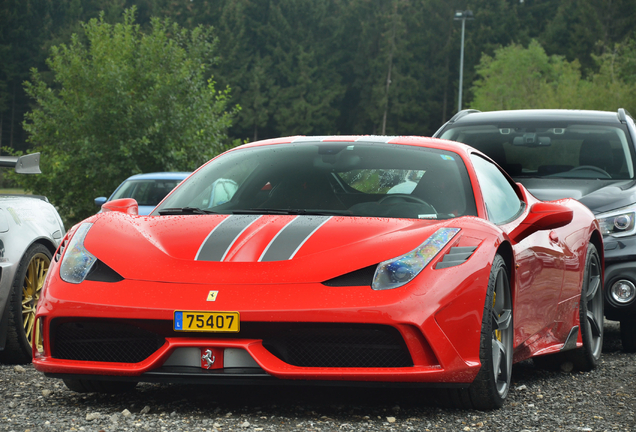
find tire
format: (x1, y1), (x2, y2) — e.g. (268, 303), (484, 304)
(63, 378), (137, 394)
(566, 243), (603, 370)
(439, 254), (513, 410)
(620, 319), (636, 353)
(0, 244), (51, 364)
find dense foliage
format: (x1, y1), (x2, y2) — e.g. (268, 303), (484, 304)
(470, 40), (636, 111)
(3, 0), (636, 151)
(18, 9), (237, 224)
(2, 0), (636, 222)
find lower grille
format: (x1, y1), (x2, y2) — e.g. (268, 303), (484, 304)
(262, 325), (412, 368)
(51, 321), (165, 363)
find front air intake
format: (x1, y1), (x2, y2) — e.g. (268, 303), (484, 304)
(51, 321), (165, 363)
(263, 324), (413, 368)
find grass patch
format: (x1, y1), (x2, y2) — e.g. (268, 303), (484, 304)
(0, 188), (27, 194)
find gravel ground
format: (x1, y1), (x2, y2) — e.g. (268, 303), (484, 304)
(1, 321), (635, 432)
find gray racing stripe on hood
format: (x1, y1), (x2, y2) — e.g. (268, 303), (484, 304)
(196, 214), (261, 261)
(259, 216), (331, 262)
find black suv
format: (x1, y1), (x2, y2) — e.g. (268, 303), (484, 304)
(434, 109), (636, 352)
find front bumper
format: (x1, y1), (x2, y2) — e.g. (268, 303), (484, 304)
(602, 236), (636, 320)
(33, 263), (491, 386)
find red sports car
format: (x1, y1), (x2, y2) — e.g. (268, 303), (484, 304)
(33, 136), (603, 409)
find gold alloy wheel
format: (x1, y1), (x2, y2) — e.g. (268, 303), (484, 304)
(22, 252), (50, 353)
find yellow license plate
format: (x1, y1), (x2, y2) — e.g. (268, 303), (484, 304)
(173, 311), (240, 332)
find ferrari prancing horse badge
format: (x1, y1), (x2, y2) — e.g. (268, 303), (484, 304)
(206, 291), (218, 301)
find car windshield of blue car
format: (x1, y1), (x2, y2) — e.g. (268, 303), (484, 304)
(111, 179), (183, 206)
(439, 123), (635, 179)
(154, 142), (478, 220)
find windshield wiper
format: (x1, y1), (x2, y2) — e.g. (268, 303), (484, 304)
(158, 207), (219, 215)
(232, 208), (351, 216)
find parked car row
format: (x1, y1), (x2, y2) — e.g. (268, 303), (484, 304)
(3, 108), (636, 411)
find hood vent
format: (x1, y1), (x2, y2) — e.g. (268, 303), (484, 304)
(435, 246), (477, 269)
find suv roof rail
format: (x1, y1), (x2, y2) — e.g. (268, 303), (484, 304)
(618, 108), (632, 123)
(448, 109), (481, 124)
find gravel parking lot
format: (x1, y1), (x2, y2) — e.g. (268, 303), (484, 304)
(1, 321), (634, 432)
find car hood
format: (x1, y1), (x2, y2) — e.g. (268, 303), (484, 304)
(515, 178), (636, 215)
(84, 212), (466, 284)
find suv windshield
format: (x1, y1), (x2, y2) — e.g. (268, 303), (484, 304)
(155, 142), (477, 220)
(440, 122), (635, 179)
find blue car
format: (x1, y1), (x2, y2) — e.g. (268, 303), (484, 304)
(95, 172), (190, 216)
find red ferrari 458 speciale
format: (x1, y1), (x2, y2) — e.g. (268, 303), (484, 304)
(33, 136), (604, 409)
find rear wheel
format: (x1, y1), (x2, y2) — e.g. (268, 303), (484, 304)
(63, 378), (137, 394)
(566, 243), (603, 370)
(439, 254), (513, 410)
(620, 319), (636, 353)
(0, 244), (51, 364)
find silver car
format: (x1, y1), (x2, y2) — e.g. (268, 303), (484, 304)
(0, 154), (65, 364)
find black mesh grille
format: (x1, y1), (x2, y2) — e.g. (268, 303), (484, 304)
(262, 325), (412, 368)
(51, 321), (165, 363)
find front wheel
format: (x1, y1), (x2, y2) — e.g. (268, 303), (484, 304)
(0, 244), (51, 364)
(566, 243), (603, 370)
(439, 254), (513, 410)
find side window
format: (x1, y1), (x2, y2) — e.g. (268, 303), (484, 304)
(470, 155), (522, 224)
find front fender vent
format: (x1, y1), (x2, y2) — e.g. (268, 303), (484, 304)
(54, 238), (68, 262)
(435, 246), (477, 269)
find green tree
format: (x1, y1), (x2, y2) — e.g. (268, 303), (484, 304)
(18, 8), (237, 225)
(469, 39), (636, 113)
(579, 45), (636, 113)
(540, 0), (636, 73)
(470, 40), (584, 110)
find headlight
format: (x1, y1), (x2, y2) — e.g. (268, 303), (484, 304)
(597, 205), (636, 237)
(59, 223), (97, 284)
(372, 228), (460, 290)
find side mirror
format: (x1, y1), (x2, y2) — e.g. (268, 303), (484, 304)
(509, 202), (573, 243)
(101, 198), (139, 215)
(94, 197), (107, 207)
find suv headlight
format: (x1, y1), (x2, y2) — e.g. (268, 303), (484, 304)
(372, 228), (460, 290)
(60, 223), (97, 284)
(597, 205), (636, 237)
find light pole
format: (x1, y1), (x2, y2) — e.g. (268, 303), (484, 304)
(454, 10), (473, 112)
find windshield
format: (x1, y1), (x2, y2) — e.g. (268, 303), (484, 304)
(112, 179), (183, 206)
(440, 122), (635, 179)
(154, 142), (477, 220)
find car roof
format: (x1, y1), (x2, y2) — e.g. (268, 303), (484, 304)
(233, 135), (476, 156)
(448, 109), (623, 125)
(123, 172), (191, 181)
